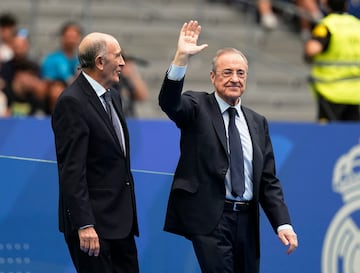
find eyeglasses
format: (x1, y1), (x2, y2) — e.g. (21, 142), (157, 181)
(215, 69), (247, 79)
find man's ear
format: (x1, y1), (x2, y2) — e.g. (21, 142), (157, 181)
(95, 56), (104, 70)
(210, 70), (215, 84)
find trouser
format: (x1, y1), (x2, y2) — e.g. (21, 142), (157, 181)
(65, 232), (139, 273)
(189, 203), (259, 273)
(317, 93), (360, 122)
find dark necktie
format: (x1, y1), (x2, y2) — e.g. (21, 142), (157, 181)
(227, 107), (245, 197)
(103, 92), (113, 121)
(102, 91), (125, 154)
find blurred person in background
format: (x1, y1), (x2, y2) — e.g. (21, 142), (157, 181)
(296, 0), (324, 40)
(209, 0), (323, 40)
(9, 60), (48, 116)
(41, 21), (82, 86)
(319, 0), (360, 17)
(347, 0), (360, 18)
(1, 28), (33, 84)
(213, 0), (279, 30)
(112, 52), (149, 117)
(304, 0), (360, 122)
(258, 0), (279, 29)
(257, 0), (323, 39)
(0, 13), (16, 116)
(0, 13), (17, 63)
(43, 80), (67, 115)
(0, 87), (8, 117)
(0, 29), (47, 116)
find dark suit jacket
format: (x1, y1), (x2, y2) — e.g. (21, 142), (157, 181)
(52, 73), (138, 240)
(159, 77), (291, 244)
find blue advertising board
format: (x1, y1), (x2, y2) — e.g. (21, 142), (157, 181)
(0, 118), (359, 273)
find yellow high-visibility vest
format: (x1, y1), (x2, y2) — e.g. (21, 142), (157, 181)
(311, 13), (360, 104)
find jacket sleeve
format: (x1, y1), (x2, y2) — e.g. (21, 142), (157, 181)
(158, 75), (199, 128)
(258, 117), (291, 233)
(52, 95), (96, 229)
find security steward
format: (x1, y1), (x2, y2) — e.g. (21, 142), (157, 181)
(304, 0), (360, 122)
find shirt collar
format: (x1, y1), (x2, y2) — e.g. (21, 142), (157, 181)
(214, 92), (242, 115)
(82, 71), (107, 97)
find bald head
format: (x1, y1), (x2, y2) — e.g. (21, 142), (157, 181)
(78, 32), (119, 70)
(77, 32), (125, 89)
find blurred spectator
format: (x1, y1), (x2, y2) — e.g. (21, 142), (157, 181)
(258, 0), (279, 29)
(212, 0), (279, 30)
(0, 29), (47, 116)
(0, 13), (17, 63)
(112, 53), (149, 117)
(304, 0), (360, 122)
(296, 0), (324, 40)
(210, 0), (323, 38)
(320, 0), (360, 20)
(10, 61), (48, 116)
(1, 29), (33, 84)
(347, 0), (360, 18)
(41, 21), (82, 85)
(43, 80), (67, 115)
(0, 89), (8, 117)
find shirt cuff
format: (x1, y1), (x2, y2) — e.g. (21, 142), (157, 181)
(79, 224), (94, 230)
(277, 224), (293, 233)
(167, 64), (187, 81)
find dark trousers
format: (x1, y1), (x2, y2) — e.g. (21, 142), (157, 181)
(317, 93), (360, 122)
(65, 232), (139, 273)
(189, 208), (259, 273)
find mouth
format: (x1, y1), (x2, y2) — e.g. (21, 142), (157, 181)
(226, 85), (241, 89)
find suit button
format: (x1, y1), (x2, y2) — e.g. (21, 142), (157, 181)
(125, 181), (130, 186)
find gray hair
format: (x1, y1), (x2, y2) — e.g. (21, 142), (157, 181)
(211, 48), (248, 72)
(78, 38), (107, 69)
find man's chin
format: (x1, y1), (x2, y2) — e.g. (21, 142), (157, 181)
(112, 77), (120, 84)
(226, 87), (241, 93)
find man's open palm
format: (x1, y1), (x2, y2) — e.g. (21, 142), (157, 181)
(177, 20), (208, 56)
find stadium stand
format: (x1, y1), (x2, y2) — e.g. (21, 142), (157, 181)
(0, 0), (316, 121)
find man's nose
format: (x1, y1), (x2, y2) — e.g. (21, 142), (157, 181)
(119, 55), (125, 66)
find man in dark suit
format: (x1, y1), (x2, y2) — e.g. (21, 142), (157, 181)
(159, 20), (298, 273)
(52, 32), (139, 273)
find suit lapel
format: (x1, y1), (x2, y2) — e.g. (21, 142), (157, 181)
(78, 74), (107, 120)
(78, 74), (124, 153)
(209, 94), (228, 154)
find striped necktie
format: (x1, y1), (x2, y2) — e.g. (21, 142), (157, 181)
(102, 91), (126, 155)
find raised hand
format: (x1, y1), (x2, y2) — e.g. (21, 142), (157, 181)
(173, 20), (208, 66)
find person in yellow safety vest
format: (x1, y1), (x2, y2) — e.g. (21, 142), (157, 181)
(304, 0), (360, 122)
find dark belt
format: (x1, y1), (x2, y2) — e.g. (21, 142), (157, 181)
(224, 199), (251, 212)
